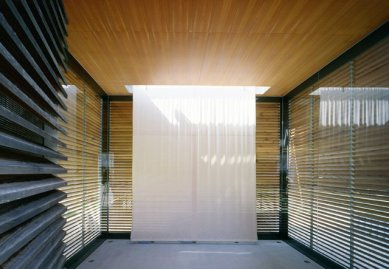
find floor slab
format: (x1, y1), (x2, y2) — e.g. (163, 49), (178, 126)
(76, 240), (323, 269)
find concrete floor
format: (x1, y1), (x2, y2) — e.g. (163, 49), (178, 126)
(77, 240), (323, 269)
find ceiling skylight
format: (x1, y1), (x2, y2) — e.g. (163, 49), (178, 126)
(125, 85), (270, 95)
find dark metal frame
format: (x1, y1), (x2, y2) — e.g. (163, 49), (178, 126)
(66, 54), (106, 96)
(279, 97), (289, 239)
(100, 232), (132, 240)
(64, 237), (105, 269)
(101, 96), (110, 233)
(255, 97), (285, 240)
(109, 95), (133, 101)
(285, 239), (344, 269)
(256, 96), (281, 103)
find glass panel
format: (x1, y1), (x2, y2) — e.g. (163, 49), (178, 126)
(288, 37), (389, 269)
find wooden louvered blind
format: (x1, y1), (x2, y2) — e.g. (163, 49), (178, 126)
(288, 89), (313, 246)
(256, 102), (280, 234)
(58, 82), (84, 258)
(58, 64), (102, 258)
(83, 85), (101, 245)
(108, 101), (133, 232)
(351, 38), (389, 269)
(288, 37), (389, 269)
(0, 0), (68, 268)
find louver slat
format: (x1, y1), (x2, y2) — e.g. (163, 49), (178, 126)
(0, 1), (69, 268)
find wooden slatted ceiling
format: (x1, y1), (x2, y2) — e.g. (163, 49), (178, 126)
(63, 0), (389, 96)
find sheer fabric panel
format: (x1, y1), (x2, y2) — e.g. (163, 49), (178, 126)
(132, 86), (257, 242)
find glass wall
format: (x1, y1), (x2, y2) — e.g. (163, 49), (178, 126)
(288, 38), (389, 268)
(59, 66), (102, 258)
(102, 101), (133, 233)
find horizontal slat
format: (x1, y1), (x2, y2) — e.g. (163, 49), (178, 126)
(33, 232), (65, 269)
(53, 255), (66, 269)
(1, 218), (66, 269)
(0, 42), (66, 121)
(28, 228), (65, 269)
(108, 101), (132, 232)
(40, 241), (66, 269)
(256, 102), (280, 233)
(52, 0), (67, 36)
(0, 106), (66, 148)
(0, 160), (66, 175)
(42, 0), (67, 47)
(2, 0), (66, 84)
(0, 12), (66, 109)
(0, 131), (67, 160)
(0, 191), (66, 234)
(29, 0), (66, 69)
(59, 71), (102, 258)
(0, 204), (66, 264)
(47, 0), (67, 43)
(1, 0), (69, 268)
(0, 73), (66, 134)
(58, 0), (68, 24)
(0, 178), (66, 204)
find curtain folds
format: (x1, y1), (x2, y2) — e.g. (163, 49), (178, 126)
(132, 86), (257, 242)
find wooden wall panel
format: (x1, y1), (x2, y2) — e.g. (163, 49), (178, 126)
(108, 101), (133, 232)
(256, 102), (280, 234)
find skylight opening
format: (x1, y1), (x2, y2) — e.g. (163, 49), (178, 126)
(125, 85), (270, 95)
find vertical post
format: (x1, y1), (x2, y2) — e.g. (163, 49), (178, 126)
(308, 88), (315, 248)
(82, 85), (87, 246)
(348, 61), (355, 269)
(279, 96), (289, 239)
(101, 96), (110, 233)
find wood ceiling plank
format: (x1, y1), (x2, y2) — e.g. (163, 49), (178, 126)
(64, 0), (389, 95)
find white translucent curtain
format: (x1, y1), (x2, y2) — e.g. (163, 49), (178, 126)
(132, 86), (257, 242)
(315, 87), (389, 127)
